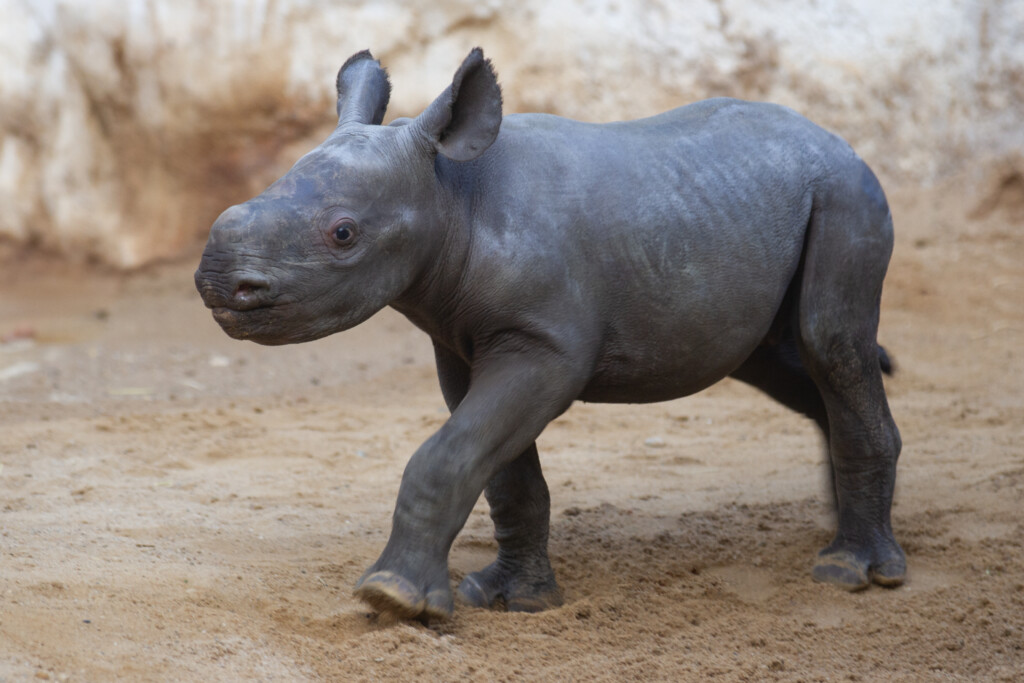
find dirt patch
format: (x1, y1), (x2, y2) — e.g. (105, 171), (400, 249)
(1, 180), (1022, 681)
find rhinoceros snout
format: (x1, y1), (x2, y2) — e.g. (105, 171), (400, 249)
(194, 266), (273, 312)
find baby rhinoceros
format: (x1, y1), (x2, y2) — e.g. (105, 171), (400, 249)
(195, 48), (905, 621)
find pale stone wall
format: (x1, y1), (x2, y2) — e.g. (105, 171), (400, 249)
(1, 0), (1021, 267)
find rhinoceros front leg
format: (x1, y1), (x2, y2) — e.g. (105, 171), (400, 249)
(425, 343), (562, 612)
(354, 344), (582, 620)
(457, 443), (563, 612)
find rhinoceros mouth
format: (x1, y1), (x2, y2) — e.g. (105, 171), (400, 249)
(210, 305), (273, 337)
(209, 304), (305, 346)
(211, 305), (247, 322)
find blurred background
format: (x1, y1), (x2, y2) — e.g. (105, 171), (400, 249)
(1, 0), (1022, 268)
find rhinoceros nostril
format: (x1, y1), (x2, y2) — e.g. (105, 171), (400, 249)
(230, 275), (271, 310)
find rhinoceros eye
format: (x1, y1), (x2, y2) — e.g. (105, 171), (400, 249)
(331, 220), (357, 247)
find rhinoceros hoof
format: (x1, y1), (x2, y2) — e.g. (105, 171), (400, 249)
(812, 546), (906, 590)
(354, 570), (453, 621)
(868, 557), (907, 587)
(457, 564), (563, 613)
(812, 551), (870, 590)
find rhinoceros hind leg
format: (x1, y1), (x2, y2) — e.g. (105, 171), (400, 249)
(798, 174), (905, 591)
(728, 332), (829, 438)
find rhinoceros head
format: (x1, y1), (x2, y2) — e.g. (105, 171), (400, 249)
(195, 48), (501, 344)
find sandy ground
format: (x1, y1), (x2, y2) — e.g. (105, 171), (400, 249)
(1, 179), (1022, 682)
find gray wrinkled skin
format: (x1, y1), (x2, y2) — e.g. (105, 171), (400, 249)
(196, 49), (905, 621)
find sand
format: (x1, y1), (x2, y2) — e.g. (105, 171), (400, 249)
(1, 179), (1022, 681)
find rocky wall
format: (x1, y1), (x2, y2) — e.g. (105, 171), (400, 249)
(1, 0), (1021, 267)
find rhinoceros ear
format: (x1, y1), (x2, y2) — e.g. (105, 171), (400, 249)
(336, 50), (391, 126)
(414, 47), (502, 161)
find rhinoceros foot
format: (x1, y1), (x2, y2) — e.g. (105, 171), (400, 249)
(812, 536), (906, 591)
(354, 570), (453, 621)
(457, 560), (563, 613)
